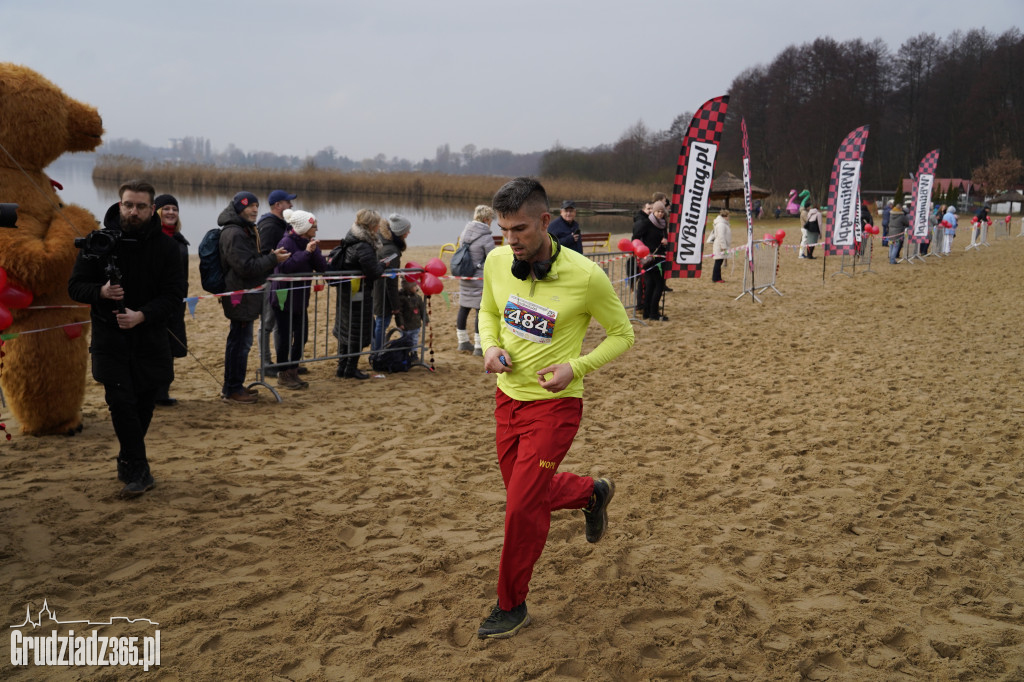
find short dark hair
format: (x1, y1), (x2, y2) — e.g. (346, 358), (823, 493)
(492, 177), (549, 217)
(118, 179), (156, 201)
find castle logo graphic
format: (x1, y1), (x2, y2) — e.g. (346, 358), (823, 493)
(9, 599), (160, 671)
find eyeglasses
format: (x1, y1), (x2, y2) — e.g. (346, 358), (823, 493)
(121, 202), (151, 212)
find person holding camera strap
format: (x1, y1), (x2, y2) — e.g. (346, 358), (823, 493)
(69, 180), (186, 499)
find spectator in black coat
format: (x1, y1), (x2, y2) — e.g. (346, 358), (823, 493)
(218, 192), (289, 402)
(333, 209), (385, 379)
(153, 194), (188, 406)
(634, 201), (670, 320)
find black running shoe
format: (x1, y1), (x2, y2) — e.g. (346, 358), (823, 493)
(583, 478), (615, 543)
(477, 602), (531, 639)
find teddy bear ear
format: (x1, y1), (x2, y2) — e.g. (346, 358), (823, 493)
(64, 100), (104, 153)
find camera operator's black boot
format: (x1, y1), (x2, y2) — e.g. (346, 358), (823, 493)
(118, 458), (155, 499)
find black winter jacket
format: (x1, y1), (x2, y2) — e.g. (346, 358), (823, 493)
(257, 212), (289, 255)
(217, 204), (278, 322)
(168, 230), (189, 357)
(68, 204), (187, 388)
(333, 225), (384, 350)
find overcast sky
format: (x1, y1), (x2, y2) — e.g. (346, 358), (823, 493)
(5, 1), (1019, 162)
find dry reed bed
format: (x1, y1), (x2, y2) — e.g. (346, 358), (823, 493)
(93, 157), (658, 204)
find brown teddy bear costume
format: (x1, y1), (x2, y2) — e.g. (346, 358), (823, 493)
(0, 63), (103, 435)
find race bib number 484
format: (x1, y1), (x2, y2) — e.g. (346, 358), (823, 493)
(503, 295), (557, 343)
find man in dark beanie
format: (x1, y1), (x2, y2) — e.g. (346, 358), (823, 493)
(217, 191), (288, 402)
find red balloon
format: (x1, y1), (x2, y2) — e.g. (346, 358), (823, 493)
(764, 232), (773, 242)
(0, 304), (10, 331)
(403, 260), (423, 282)
(617, 237), (634, 252)
(775, 229), (786, 243)
(420, 272), (444, 295)
(0, 266), (6, 292)
(0, 282), (32, 310)
(424, 257), (447, 277)
(633, 243), (650, 259)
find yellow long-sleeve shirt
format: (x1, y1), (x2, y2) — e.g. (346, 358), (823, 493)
(479, 243), (635, 401)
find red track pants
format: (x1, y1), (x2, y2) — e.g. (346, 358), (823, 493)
(494, 388), (594, 610)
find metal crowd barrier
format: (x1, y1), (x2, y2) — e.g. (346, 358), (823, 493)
(965, 222), (990, 250)
(832, 253), (855, 277)
(901, 239), (927, 264)
(584, 251), (652, 322)
(254, 270), (430, 401)
(925, 225), (946, 258)
(833, 236), (880, 275)
(856, 236), (877, 273)
(736, 240), (781, 301)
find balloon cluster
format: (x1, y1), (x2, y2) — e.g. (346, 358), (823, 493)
(863, 225), (880, 235)
(0, 267), (33, 331)
(403, 257), (447, 295)
(617, 238), (650, 259)
(762, 229), (786, 245)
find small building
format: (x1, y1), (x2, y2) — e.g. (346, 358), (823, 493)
(900, 178), (973, 211)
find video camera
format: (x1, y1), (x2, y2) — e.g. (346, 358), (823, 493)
(0, 202), (18, 228)
(74, 227), (135, 260)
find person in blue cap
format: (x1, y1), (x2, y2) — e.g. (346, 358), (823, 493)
(256, 189), (297, 376)
(547, 199), (583, 253)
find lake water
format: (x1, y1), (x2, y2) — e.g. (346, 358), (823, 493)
(43, 157), (632, 253)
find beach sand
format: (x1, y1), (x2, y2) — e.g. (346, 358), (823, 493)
(2, 225), (1023, 680)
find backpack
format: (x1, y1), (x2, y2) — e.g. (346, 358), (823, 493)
(450, 235), (478, 278)
(327, 241), (348, 271)
(198, 227), (227, 294)
(371, 329), (414, 373)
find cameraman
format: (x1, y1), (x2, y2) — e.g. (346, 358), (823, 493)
(68, 180), (186, 499)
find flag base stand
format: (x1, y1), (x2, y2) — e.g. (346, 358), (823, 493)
(734, 288), (763, 303)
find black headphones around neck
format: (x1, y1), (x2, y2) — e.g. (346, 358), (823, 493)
(511, 236), (561, 281)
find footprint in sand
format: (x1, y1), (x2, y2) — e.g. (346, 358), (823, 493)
(338, 525), (367, 548)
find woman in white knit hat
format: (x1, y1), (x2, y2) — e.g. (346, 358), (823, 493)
(271, 209), (327, 389)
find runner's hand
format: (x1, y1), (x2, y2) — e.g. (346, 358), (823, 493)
(484, 347), (511, 373)
(536, 363), (573, 393)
